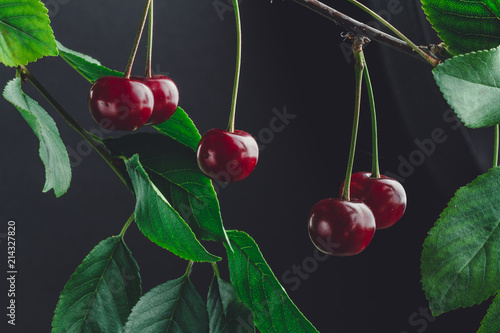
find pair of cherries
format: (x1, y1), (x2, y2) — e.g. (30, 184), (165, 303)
(88, 75), (179, 131)
(308, 172), (407, 256)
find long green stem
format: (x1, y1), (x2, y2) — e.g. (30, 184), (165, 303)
(227, 0), (242, 133)
(119, 213), (135, 239)
(145, 0), (154, 77)
(361, 54), (380, 178)
(346, 0), (439, 67)
(494, 125), (499, 167)
(341, 40), (365, 201)
(18, 65), (129, 186)
(124, 0), (152, 78)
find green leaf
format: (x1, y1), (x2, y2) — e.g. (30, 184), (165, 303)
(433, 46), (500, 128)
(478, 293), (500, 333)
(56, 41), (123, 84)
(0, 0), (58, 66)
(421, 0), (500, 55)
(124, 271), (209, 333)
(170, 183), (213, 241)
(483, 0), (500, 17)
(207, 276), (255, 333)
(153, 106), (202, 151)
(125, 154), (220, 262)
(106, 134), (228, 244)
(3, 77), (71, 197)
(51, 236), (142, 333)
(225, 231), (319, 333)
(421, 167), (500, 316)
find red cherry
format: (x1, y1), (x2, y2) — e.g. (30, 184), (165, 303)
(88, 76), (154, 131)
(196, 128), (259, 183)
(308, 198), (376, 256)
(132, 75), (179, 125)
(340, 172), (407, 229)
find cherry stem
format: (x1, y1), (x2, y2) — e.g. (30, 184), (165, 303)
(124, 0), (152, 78)
(361, 54), (380, 178)
(494, 125), (499, 167)
(18, 65), (129, 187)
(145, 0), (153, 78)
(341, 38), (366, 202)
(227, 0), (242, 133)
(119, 213), (135, 239)
(345, 0), (439, 67)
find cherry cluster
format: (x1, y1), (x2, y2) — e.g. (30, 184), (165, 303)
(88, 75), (179, 131)
(308, 41), (407, 257)
(87, 0), (259, 184)
(88, 74), (259, 183)
(308, 173), (407, 256)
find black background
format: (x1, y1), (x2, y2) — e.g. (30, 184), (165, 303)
(0, 0), (494, 332)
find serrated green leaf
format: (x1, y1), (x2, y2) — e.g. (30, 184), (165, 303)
(225, 231), (319, 333)
(421, 0), (500, 55)
(478, 293), (500, 333)
(56, 41), (123, 84)
(124, 272), (209, 333)
(207, 276), (255, 333)
(3, 77), (71, 197)
(51, 236), (142, 333)
(153, 107), (201, 151)
(421, 167), (500, 316)
(125, 154), (220, 262)
(106, 134), (228, 244)
(0, 0), (58, 66)
(433, 46), (500, 128)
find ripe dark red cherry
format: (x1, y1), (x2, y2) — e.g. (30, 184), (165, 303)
(197, 128), (259, 183)
(132, 75), (179, 125)
(340, 172), (407, 229)
(308, 198), (376, 256)
(88, 76), (154, 131)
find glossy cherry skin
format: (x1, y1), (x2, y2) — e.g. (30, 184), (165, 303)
(88, 76), (154, 131)
(132, 75), (179, 125)
(197, 129), (259, 183)
(308, 198), (376, 256)
(340, 172), (407, 229)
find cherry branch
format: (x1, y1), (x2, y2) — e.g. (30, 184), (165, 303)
(18, 65), (130, 187)
(291, 0), (442, 66)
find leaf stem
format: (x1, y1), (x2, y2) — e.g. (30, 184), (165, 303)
(119, 213), (135, 239)
(185, 261), (195, 276)
(124, 0), (152, 78)
(18, 65), (129, 186)
(227, 0), (242, 133)
(211, 262), (221, 278)
(145, 0), (154, 78)
(494, 125), (499, 167)
(361, 54), (380, 178)
(341, 38), (365, 201)
(345, 0), (439, 67)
